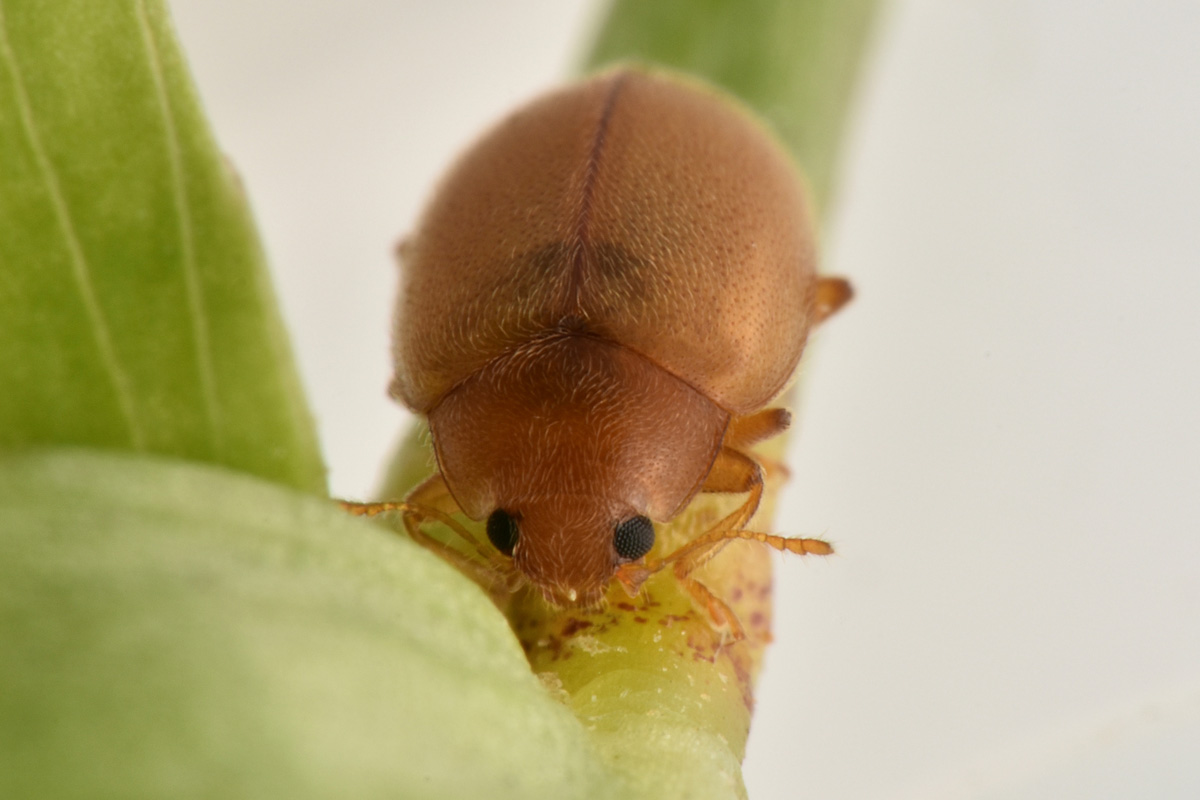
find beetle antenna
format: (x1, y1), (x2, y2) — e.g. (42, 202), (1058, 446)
(615, 527), (832, 598)
(341, 498), (525, 601)
(655, 527), (833, 576)
(340, 499), (495, 564)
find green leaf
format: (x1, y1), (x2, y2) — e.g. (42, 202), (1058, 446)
(582, 0), (880, 217)
(0, 448), (619, 800)
(0, 0), (324, 494)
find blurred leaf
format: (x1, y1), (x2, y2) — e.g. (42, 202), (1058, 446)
(0, 0), (324, 493)
(0, 448), (619, 800)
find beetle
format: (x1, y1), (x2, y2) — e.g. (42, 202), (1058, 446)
(345, 69), (850, 632)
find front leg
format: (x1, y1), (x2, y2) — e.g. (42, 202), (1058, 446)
(724, 407), (793, 481)
(644, 436), (832, 639)
(340, 474), (515, 595)
(699, 446), (767, 542)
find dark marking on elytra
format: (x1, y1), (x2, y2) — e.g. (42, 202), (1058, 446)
(521, 239), (652, 322)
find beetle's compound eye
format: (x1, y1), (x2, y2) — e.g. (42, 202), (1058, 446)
(614, 516), (655, 561)
(486, 509), (520, 556)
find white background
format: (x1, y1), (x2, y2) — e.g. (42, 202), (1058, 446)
(170, 2), (1200, 798)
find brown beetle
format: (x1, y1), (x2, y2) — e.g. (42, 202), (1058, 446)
(347, 70), (850, 629)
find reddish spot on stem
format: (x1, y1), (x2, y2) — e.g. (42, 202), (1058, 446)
(561, 618), (594, 637)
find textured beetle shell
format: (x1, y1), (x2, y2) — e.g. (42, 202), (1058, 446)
(390, 70), (821, 599)
(391, 70), (819, 418)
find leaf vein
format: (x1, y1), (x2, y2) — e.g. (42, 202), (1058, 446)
(0, 1), (144, 449)
(135, 0), (222, 453)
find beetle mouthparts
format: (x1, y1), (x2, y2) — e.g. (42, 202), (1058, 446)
(539, 582), (607, 610)
(615, 562), (654, 597)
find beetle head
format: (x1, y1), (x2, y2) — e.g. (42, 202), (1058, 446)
(425, 333), (728, 607)
(485, 496), (654, 608)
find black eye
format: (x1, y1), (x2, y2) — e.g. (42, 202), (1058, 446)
(614, 516), (655, 561)
(486, 509), (520, 556)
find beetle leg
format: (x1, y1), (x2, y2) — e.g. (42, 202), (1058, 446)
(652, 446), (833, 588)
(340, 473), (490, 557)
(640, 447), (764, 589)
(700, 446), (766, 533)
(651, 525), (833, 632)
(400, 473), (504, 563)
(724, 409), (793, 482)
(340, 474), (516, 592)
(628, 444), (832, 633)
(814, 276), (853, 325)
(724, 408), (791, 450)
(678, 573), (746, 643)
(403, 471), (462, 515)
